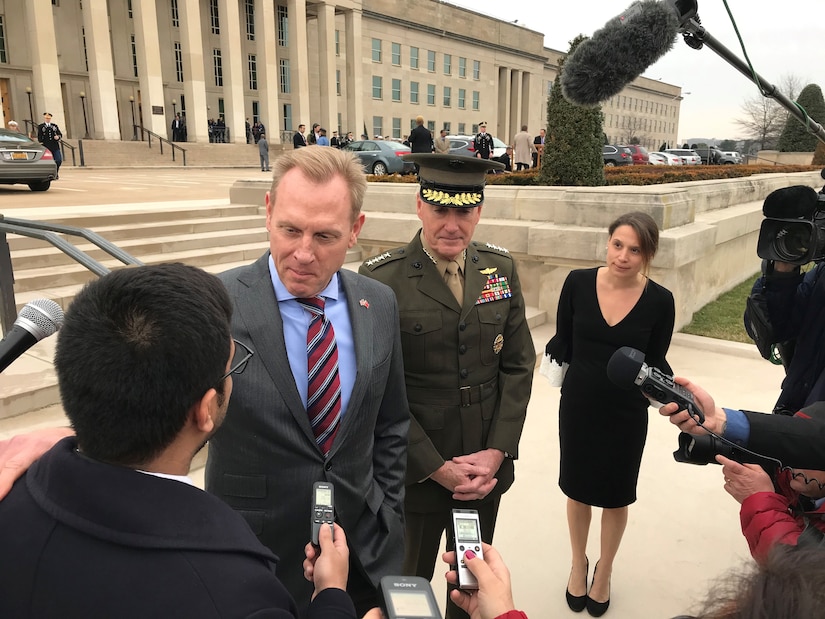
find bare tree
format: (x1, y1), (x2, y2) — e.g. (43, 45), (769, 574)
(735, 95), (784, 150)
(618, 117), (649, 148)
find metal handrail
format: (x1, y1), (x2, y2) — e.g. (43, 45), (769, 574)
(59, 139), (78, 166)
(139, 126), (188, 165)
(0, 216), (144, 334)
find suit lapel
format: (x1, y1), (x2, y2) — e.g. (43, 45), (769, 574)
(234, 255), (315, 442)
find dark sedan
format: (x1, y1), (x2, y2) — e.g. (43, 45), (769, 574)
(342, 140), (415, 175)
(602, 145), (632, 167)
(0, 128), (57, 191)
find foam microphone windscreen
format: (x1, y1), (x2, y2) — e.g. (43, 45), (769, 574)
(762, 185), (820, 219)
(606, 346), (645, 388)
(561, 0), (680, 106)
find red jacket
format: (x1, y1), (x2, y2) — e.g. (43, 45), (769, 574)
(740, 469), (825, 563)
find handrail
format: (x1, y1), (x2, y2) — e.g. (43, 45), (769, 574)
(59, 139), (78, 166)
(0, 216), (144, 334)
(139, 126), (187, 165)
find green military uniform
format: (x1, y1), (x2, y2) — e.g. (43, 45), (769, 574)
(359, 153), (534, 619)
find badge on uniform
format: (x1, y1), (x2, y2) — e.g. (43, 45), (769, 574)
(492, 334), (504, 355)
(475, 272), (512, 305)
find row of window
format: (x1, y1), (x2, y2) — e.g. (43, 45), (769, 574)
(605, 114), (675, 134)
(370, 39), (480, 80)
(370, 77), (480, 110)
(369, 117), (478, 140)
(607, 95), (676, 117)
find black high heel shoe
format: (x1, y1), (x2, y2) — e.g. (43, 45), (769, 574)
(565, 556), (589, 613)
(586, 561), (611, 617)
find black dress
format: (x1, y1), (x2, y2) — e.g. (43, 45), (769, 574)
(548, 268), (675, 508)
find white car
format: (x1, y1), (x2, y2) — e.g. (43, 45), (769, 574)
(664, 148), (702, 165)
(648, 151), (682, 166)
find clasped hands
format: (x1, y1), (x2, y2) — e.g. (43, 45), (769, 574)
(430, 448), (505, 501)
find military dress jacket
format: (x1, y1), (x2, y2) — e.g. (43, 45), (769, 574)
(360, 232), (534, 511)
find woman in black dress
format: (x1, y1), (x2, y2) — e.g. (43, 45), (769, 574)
(546, 212), (675, 616)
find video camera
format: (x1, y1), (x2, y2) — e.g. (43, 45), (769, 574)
(757, 181), (825, 266)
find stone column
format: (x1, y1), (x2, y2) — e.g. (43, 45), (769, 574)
(509, 69), (521, 145)
(317, 1), (338, 136)
(288, 0), (311, 126)
(256, 0), (280, 143)
(497, 66), (510, 141)
(344, 8), (363, 140)
(218, 0), (247, 143)
(25, 0), (64, 129)
(179, 0), (208, 142)
(82, 0), (120, 139)
(132, 0), (167, 135)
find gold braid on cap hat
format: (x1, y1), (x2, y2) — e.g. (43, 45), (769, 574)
(420, 180), (484, 206)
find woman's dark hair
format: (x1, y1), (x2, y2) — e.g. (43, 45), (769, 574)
(608, 211), (660, 276)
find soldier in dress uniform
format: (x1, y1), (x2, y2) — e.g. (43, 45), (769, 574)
(37, 112), (63, 179)
(359, 153), (534, 619)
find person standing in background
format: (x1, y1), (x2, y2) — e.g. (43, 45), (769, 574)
(293, 123), (307, 148)
(408, 116), (434, 154)
(545, 211), (675, 617)
(258, 131), (270, 172)
(512, 126), (535, 172)
(532, 129), (545, 168)
(434, 129), (451, 154)
(37, 113), (62, 179)
(473, 122), (494, 160)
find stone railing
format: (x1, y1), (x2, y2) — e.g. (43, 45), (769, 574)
(230, 170), (824, 330)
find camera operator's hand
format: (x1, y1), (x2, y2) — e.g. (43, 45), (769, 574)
(717, 455), (775, 503)
(772, 261), (798, 274)
(443, 543), (516, 619)
(658, 377), (726, 435)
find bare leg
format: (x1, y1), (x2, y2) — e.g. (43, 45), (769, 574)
(590, 506), (628, 602)
(566, 498), (592, 596)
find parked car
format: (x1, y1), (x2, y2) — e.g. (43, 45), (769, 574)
(619, 144), (650, 165)
(664, 148), (702, 165)
(648, 151), (683, 165)
(446, 135), (508, 159)
(720, 151), (742, 164)
(602, 145), (632, 166)
(342, 140), (415, 175)
(695, 145), (724, 165)
(0, 128), (57, 191)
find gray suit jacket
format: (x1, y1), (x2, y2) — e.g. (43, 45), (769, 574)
(206, 253), (409, 613)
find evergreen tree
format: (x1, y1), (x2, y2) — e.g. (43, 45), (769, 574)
(538, 36), (605, 187)
(777, 84), (825, 152)
(813, 140), (825, 166)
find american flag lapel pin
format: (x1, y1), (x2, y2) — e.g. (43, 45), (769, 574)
(359, 298), (370, 308)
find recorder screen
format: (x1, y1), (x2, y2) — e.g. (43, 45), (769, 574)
(389, 590), (437, 616)
(455, 518), (480, 543)
(315, 487), (332, 505)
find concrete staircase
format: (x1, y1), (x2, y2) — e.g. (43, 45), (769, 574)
(70, 139), (290, 168)
(0, 200), (549, 476)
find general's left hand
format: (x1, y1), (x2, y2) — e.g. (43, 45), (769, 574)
(451, 449), (504, 501)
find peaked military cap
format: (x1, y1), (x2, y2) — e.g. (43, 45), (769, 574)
(403, 153), (504, 207)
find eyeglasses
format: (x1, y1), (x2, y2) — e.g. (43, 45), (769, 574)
(218, 339), (254, 383)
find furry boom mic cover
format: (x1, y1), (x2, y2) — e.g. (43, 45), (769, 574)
(561, 0), (680, 106)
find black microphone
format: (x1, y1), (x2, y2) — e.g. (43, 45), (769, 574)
(606, 346), (703, 422)
(560, 0), (680, 106)
(762, 185), (820, 219)
(0, 299), (64, 373)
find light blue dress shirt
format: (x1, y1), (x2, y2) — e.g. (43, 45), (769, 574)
(268, 256), (355, 417)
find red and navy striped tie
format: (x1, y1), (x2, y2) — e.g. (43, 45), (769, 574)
(298, 296), (341, 456)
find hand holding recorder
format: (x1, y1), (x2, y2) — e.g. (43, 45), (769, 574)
(442, 543), (522, 619)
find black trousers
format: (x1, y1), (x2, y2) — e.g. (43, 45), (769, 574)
(404, 496), (500, 619)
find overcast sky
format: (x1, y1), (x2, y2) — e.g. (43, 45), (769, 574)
(446, 0), (822, 144)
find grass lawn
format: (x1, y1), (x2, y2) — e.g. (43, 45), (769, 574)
(679, 272), (759, 343)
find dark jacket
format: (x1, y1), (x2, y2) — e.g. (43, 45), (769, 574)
(359, 233), (534, 511)
(0, 438), (356, 619)
(293, 131), (307, 148)
(744, 263), (825, 413)
(408, 125), (434, 153)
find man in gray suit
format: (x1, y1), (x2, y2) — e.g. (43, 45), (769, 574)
(206, 146), (410, 617)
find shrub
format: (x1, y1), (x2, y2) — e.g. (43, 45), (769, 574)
(777, 84), (825, 152)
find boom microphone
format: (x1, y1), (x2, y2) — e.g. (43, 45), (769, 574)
(0, 299), (64, 373)
(560, 0), (680, 106)
(606, 346), (703, 422)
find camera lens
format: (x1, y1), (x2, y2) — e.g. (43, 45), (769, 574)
(773, 223), (810, 262)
